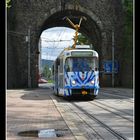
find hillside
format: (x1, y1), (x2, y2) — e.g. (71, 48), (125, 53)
(41, 59), (54, 69)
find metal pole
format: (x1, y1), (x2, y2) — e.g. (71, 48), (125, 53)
(39, 38), (41, 74)
(28, 27), (31, 88)
(112, 28), (115, 87)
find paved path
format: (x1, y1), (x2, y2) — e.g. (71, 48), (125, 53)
(7, 87), (74, 140)
(7, 86), (134, 140)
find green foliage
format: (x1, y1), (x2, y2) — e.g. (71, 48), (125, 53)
(6, 0), (11, 8)
(42, 65), (51, 80)
(123, 0), (133, 60)
(76, 33), (90, 45)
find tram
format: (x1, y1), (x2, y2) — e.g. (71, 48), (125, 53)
(53, 17), (99, 99)
(53, 45), (99, 99)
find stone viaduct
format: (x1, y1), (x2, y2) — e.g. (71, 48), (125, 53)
(7, 0), (133, 88)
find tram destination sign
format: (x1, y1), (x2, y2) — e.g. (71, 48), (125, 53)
(71, 51), (93, 57)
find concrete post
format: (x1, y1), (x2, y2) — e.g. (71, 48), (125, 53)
(112, 28), (115, 87)
(27, 27), (31, 88)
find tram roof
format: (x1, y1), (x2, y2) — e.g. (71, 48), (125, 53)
(57, 45), (98, 59)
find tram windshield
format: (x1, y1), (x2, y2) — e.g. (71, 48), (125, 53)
(65, 57), (98, 72)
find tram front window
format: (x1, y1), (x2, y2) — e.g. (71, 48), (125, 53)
(65, 57), (98, 72)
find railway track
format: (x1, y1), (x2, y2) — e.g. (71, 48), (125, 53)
(99, 89), (134, 103)
(50, 93), (133, 140)
(72, 103), (129, 140)
(100, 88), (133, 98)
(98, 92), (133, 103)
(89, 101), (133, 122)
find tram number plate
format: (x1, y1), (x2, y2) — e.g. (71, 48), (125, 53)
(82, 90), (88, 95)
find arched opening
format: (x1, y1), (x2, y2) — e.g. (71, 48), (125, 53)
(38, 26), (93, 86)
(37, 10), (103, 87)
(40, 10), (102, 53)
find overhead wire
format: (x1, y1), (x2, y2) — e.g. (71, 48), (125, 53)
(41, 27), (75, 60)
(48, 27), (67, 60)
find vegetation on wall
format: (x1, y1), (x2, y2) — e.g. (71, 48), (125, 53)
(123, 0), (133, 61)
(121, 0), (133, 87)
(6, 0), (11, 8)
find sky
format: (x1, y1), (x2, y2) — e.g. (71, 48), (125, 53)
(40, 27), (76, 60)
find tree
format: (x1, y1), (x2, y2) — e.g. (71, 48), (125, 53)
(42, 65), (51, 80)
(123, 0), (133, 60)
(121, 0), (133, 87)
(75, 33), (90, 45)
(6, 0), (11, 8)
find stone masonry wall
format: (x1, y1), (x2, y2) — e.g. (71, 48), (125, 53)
(7, 0), (132, 88)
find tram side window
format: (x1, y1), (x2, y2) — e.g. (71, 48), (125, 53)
(65, 58), (72, 72)
(55, 59), (60, 73)
(52, 65), (54, 74)
(60, 58), (63, 73)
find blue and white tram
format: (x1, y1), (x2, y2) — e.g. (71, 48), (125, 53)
(53, 45), (99, 99)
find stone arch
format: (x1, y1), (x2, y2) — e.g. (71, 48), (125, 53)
(37, 7), (108, 85)
(8, 0), (125, 88)
(39, 5), (107, 45)
(39, 8), (107, 57)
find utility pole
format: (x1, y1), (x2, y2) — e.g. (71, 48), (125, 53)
(26, 27), (31, 88)
(112, 28), (115, 87)
(39, 38), (41, 74)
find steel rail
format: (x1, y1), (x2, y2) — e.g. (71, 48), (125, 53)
(72, 103), (129, 140)
(88, 101), (133, 122)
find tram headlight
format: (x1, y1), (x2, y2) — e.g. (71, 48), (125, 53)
(90, 80), (94, 84)
(72, 80), (76, 85)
